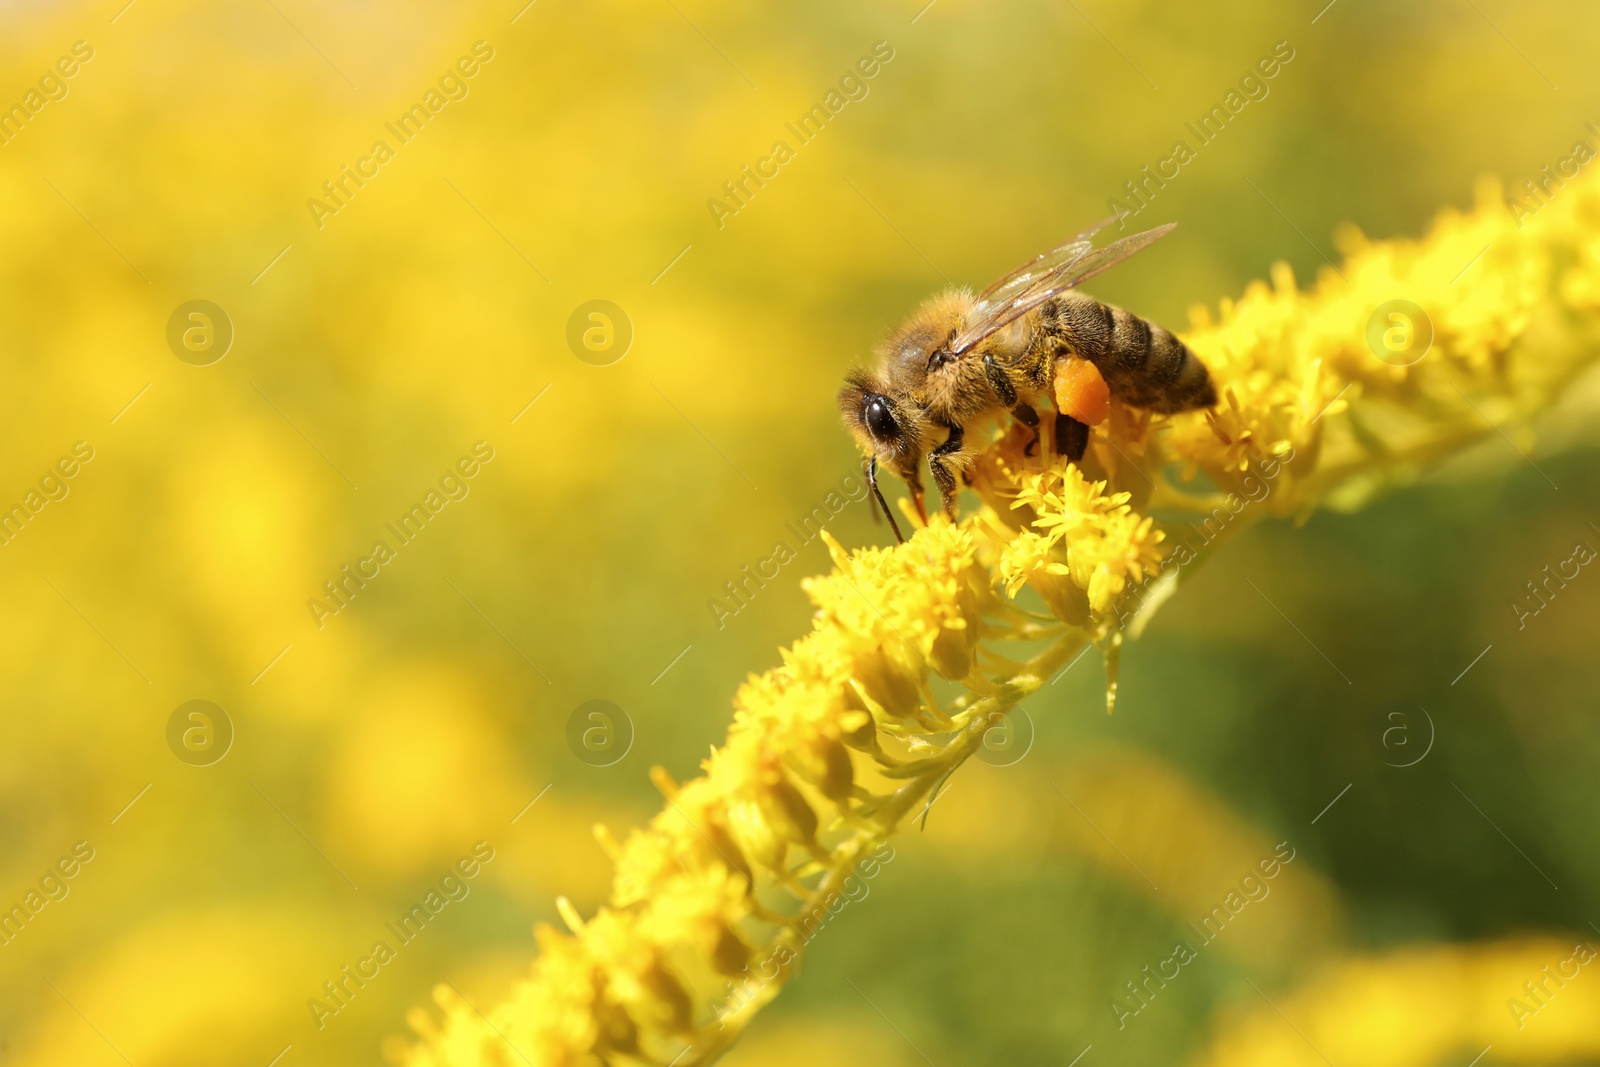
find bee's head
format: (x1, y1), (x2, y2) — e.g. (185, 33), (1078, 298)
(838, 369), (924, 478)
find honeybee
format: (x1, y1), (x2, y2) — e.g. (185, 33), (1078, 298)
(839, 218), (1216, 541)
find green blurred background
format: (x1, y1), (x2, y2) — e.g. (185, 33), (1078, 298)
(2, 0), (1598, 1064)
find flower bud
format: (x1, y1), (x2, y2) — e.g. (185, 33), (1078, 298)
(759, 775), (818, 848)
(638, 956), (693, 1033)
(852, 648), (920, 718)
(929, 620), (973, 680)
(710, 921), (751, 976)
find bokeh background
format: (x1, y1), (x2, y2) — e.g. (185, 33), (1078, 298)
(2, 0), (1599, 1064)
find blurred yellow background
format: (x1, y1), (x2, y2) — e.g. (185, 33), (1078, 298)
(3, 1), (1599, 1064)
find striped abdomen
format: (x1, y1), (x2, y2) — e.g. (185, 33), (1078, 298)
(1035, 292), (1215, 413)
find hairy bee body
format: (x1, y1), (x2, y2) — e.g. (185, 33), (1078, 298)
(840, 223), (1216, 539)
(899, 292), (1216, 426)
(1032, 293), (1215, 413)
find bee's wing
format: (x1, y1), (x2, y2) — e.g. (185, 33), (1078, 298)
(950, 222), (1176, 356)
(975, 215), (1120, 299)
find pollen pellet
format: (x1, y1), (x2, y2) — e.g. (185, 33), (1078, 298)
(1055, 358), (1111, 426)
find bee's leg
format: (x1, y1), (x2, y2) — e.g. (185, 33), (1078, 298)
(983, 352), (1042, 457)
(1011, 403), (1041, 457)
(908, 478), (928, 525)
(1054, 413), (1089, 463)
(929, 424), (964, 518)
(982, 352), (1019, 406)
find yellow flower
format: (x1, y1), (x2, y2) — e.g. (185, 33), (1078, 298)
(1006, 464), (1165, 616)
(1195, 940), (1600, 1067)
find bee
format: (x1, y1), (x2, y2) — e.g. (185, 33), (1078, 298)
(839, 218), (1216, 541)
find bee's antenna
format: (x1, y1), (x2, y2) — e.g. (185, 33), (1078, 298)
(867, 457), (905, 544)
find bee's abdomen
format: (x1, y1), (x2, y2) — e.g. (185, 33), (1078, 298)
(1039, 293), (1216, 413)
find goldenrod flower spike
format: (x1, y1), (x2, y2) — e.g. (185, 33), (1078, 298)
(1196, 939), (1600, 1067)
(398, 167), (1600, 1067)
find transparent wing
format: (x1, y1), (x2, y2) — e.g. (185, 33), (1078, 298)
(950, 221), (1177, 356)
(976, 215), (1120, 299)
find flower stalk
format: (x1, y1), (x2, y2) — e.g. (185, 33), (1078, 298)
(398, 168), (1600, 1067)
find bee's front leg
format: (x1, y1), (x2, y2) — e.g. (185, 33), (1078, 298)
(907, 477), (928, 525)
(929, 424), (964, 518)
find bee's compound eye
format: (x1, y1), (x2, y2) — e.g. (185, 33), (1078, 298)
(863, 393), (899, 440)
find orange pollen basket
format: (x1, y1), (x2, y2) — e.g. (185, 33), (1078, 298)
(1054, 358), (1111, 425)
